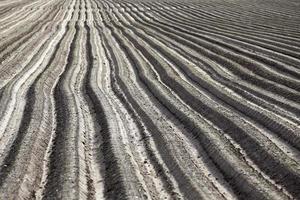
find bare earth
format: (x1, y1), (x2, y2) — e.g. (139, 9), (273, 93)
(0, 0), (300, 199)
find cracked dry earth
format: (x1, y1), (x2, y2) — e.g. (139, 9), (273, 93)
(0, 0), (300, 199)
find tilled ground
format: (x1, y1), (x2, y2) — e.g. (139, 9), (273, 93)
(0, 0), (300, 199)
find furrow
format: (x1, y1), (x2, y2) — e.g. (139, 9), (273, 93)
(101, 2), (300, 198)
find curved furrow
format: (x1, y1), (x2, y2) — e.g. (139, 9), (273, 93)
(152, 2), (300, 49)
(109, 2), (300, 151)
(0, 0), (67, 83)
(0, 7), (14, 18)
(172, 1), (300, 19)
(0, 0), (52, 33)
(115, 3), (300, 122)
(211, 3), (300, 32)
(0, 1), (75, 198)
(117, 5), (300, 127)
(1, 2), (62, 51)
(0, 0), (71, 150)
(0, 6), (19, 19)
(41, 1), (92, 198)
(90, 3), (193, 200)
(99, 2), (300, 198)
(115, 0), (300, 147)
(0, 0), (299, 199)
(95, 2), (238, 199)
(144, 4), (300, 71)
(97, 1), (296, 198)
(166, 1), (300, 38)
(119, 5), (300, 106)
(158, 3), (300, 53)
(126, 4), (300, 94)
(0, 0), (41, 25)
(0, 0), (68, 91)
(122, 3), (298, 123)
(145, 1), (300, 44)
(0, 0), (58, 49)
(90, 2), (185, 199)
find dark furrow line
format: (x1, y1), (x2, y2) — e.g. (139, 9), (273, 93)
(82, 4), (96, 200)
(164, 2), (300, 27)
(0, 0), (299, 199)
(167, 2), (300, 37)
(110, 3), (300, 152)
(118, 3), (300, 121)
(0, 1), (59, 48)
(167, 1), (300, 20)
(0, 1), (68, 99)
(144, 1), (300, 43)
(102, 4), (300, 198)
(122, 7), (300, 104)
(97, 2), (205, 199)
(157, 35), (300, 124)
(91, 2), (188, 198)
(0, 7), (36, 28)
(103, 28), (204, 200)
(83, 10), (128, 200)
(0, 8), (71, 188)
(226, 1), (300, 17)
(158, 3), (300, 53)
(98, 3), (275, 200)
(133, 6), (300, 92)
(93, 21), (181, 200)
(0, 0), (66, 67)
(123, 4), (300, 126)
(174, 1), (299, 18)
(122, 11), (300, 126)
(145, 5), (300, 70)
(0, 3), (36, 25)
(0, 88), (3, 101)
(42, 8), (80, 199)
(0, 6), (14, 18)
(0, 84), (35, 188)
(209, 4), (300, 31)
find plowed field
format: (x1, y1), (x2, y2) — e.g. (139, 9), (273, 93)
(0, 0), (300, 199)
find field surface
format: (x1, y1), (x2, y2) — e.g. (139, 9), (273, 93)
(0, 0), (300, 199)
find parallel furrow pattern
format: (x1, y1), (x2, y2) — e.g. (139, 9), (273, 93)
(0, 0), (299, 199)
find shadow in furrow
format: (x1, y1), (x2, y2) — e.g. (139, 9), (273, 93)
(94, 23), (181, 199)
(84, 20), (128, 199)
(99, 2), (300, 198)
(0, 86), (35, 187)
(96, 5), (204, 199)
(0, 1), (65, 65)
(120, 28), (300, 199)
(0, 18), (70, 189)
(42, 20), (80, 199)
